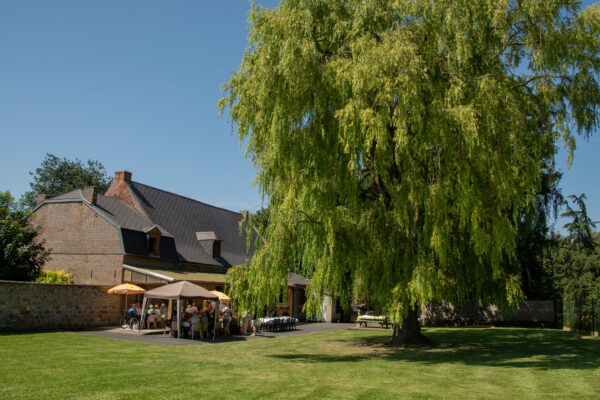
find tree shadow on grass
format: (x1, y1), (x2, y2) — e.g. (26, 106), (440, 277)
(270, 354), (370, 363)
(269, 328), (600, 370)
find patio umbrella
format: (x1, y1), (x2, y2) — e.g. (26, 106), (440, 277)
(210, 290), (231, 302)
(107, 283), (146, 294)
(107, 284), (146, 317)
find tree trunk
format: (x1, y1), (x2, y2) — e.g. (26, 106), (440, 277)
(388, 306), (434, 346)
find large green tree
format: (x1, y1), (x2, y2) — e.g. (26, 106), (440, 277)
(22, 153), (113, 208)
(221, 0), (600, 343)
(0, 191), (49, 281)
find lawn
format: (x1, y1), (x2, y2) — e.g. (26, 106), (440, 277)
(0, 327), (598, 399)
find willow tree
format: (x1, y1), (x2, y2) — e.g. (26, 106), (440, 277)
(220, 0), (600, 344)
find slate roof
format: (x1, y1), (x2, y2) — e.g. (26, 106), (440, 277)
(127, 181), (253, 267)
(37, 181), (255, 268)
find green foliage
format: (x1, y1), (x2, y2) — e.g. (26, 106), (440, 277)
(221, 0), (600, 323)
(517, 167), (563, 300)
(551, 194), (599, 301)
(22, 153), (113, 208)
(0, 191), (49, 281)
(35, 269), (73, 284)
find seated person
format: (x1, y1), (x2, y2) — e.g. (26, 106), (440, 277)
(127, 303), (137, 316)
(190, 311), (201, 339)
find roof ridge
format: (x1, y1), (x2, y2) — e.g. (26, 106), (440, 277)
(130, 181), (245, 217)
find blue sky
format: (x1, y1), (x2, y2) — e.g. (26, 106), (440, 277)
(0, 0), (598, 231)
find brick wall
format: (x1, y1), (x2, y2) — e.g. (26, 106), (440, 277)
(31, 202), (124, 285)
(0, 280), (122, 332)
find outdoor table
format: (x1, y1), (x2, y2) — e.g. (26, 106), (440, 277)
(356, 315), (390, 328)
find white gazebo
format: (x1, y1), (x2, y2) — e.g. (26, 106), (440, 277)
(140, 281), (219, 339)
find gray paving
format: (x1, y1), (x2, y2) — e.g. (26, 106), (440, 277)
(81, 322), (356, 345)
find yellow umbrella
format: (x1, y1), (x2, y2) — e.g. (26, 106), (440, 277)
(107, 283), (146, 294)
(108, 284), (146, 317)
(210, 290), (231, 302)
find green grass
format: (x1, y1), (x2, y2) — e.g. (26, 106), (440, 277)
(0, 327), (598, 399)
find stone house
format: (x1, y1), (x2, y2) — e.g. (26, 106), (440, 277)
(32, 170), (307, 319)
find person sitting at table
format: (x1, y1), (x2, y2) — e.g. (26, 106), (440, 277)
(147, 303), (155, 316)
(127, 303), (137, 316)
(190, 311), (201, 339)
(185, 303), (194, 316)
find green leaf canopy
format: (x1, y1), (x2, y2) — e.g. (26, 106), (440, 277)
(220, 0), (600, 321)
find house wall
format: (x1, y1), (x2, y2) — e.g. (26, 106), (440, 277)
(0, 280), (121, 332)
(31, 202), (124, 285)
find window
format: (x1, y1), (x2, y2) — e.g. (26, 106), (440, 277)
(148, 237), (158, 255)
(147, 229), (160, 256)
(212, 240), (221, 258)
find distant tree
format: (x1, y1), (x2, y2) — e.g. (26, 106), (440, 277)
(221, 0), (600, 344)
(516, 167), (563, 300)
(552, 194), (599, 301)
(0, 191), (49, 281)
(22, 153), (113, 208)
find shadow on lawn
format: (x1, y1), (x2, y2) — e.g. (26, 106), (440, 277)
(269, 328), (600, 370)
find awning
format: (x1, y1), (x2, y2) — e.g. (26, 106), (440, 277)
(123, 264), (226, 284)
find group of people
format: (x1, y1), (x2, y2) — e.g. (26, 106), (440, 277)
(125, 299), (267, 338)
(126, 302), (168, 328)
(171, 300), (237, 339)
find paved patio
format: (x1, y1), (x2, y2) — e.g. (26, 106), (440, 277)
(81, 322), (356, 345)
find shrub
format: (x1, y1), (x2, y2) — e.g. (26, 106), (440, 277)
(36, 270), (73, 284)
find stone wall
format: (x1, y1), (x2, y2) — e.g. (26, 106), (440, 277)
(422, 300), (558, 327)
(0, 280), (122, 332)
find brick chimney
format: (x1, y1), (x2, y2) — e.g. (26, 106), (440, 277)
(36, 194), (47, 205)
(114, 170), (132, 184)
(83, 186), (98, 204)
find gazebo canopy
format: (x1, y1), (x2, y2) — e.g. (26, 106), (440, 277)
(144, 281), (218, 300)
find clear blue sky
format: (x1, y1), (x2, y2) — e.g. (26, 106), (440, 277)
(0, 0), (598, 231)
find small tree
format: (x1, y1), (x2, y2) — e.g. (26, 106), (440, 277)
(0, 191), (49, 281)
(22, 153), (113, 208)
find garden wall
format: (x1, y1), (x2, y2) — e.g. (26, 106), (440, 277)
(0, 280), (122, 332)
(422, 300), (558, 327)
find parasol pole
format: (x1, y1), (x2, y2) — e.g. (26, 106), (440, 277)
(213, 300), (217, 342)
(139, 295), (147, 335)
(177, 298), (181, 340)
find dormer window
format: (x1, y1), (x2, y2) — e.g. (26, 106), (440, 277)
(196, 231), (222, 259)
(148, 237), (158, 255)
(145, 226), (162, 256)
(213, 240), (221, 258)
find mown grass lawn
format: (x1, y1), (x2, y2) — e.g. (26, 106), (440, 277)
(0, 327), (598, 399)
